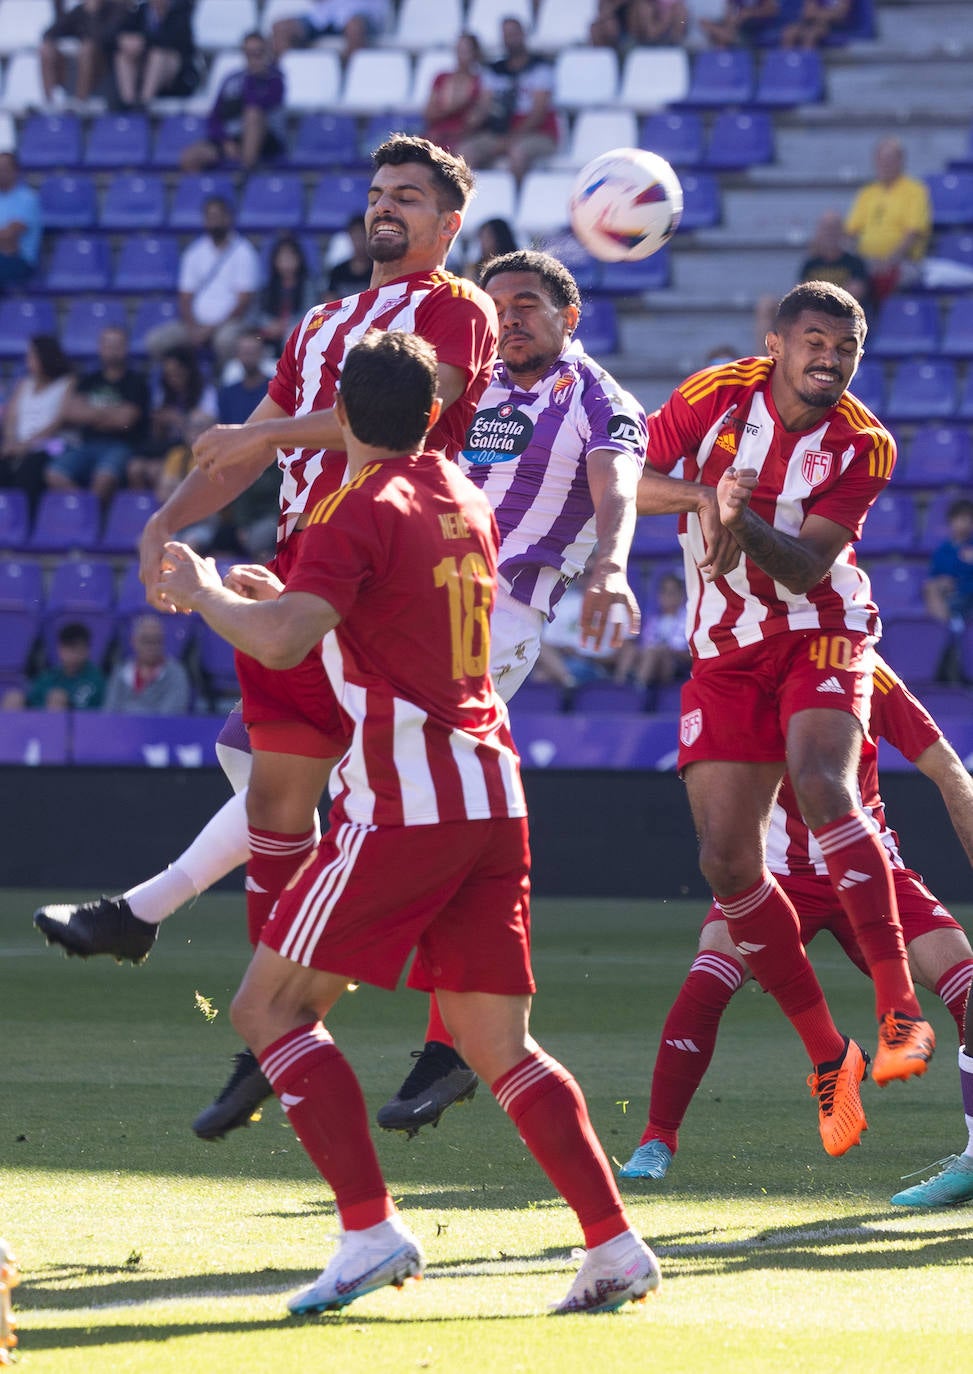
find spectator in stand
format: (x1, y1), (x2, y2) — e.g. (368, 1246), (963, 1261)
(40, 0), (129, 109)
(145, 196), (261, 368)
(844, 137), (931, 304)
(1, 622), (106, 713)
(105, 614), (191, 715)
(47, 325), (150, 506)
(112, 0), (199, 109)
(458, 17), (560, 183)
(781, 0), (852, 47)
(217, 329), (270, 426)
(127, 345), (218, 493)
(270, 0), (392, 63)
(534, 565), (620, 692)
(323, 215), (371, 299)
(464, 216), (517, 283)
(0, 152), (41, 290)
(219, 328), (280, 561)
(924, 497), (973, 684)
(179, 32), (286, 173)
(0, 334), (75, 515)
(423, 32), (484, 155)
(614, 571), (690, 698)
(257, 234), (315, 355)
(798, 209), (870, 306)
(590, 0), (690, 48)
(699, 0), (780, 47)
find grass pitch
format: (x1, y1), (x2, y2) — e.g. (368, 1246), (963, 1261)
(2, 889), (972, 1373)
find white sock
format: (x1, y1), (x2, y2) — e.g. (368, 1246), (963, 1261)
(959, 1047), (973, 1158)
(124, 790), (251, 923)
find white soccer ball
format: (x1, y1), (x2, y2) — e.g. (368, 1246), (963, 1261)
(569, 148), (683, 263)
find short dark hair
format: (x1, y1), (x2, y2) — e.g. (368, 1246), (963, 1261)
(947, 498), (973, 521)
(372, 134), (473, 212)
(774, 280), (867, 338)
(57, 621), (91, 648)
(479, 249), (582, 313)
(340, 330), (438, 452)
(30, 333), (71, 381)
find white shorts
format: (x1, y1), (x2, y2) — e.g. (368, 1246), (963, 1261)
(490, 587), (545, 703)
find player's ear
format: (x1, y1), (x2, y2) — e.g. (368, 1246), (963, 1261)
(443, 209), (462, 242)
(765, 329), (781, 359)
(427, 396), (443, 431)
(564, 304), (580, 334)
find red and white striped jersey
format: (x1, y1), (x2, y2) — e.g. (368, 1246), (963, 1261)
(285, 450), (526, 828)
(766, 657), (941, 876)
(267, 269), (498, 547)
(645, 357), (896, 659)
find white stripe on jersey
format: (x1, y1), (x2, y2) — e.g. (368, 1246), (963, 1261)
(448, 724), (490, 819)
(279, 819), (371, 966)
(393, 696), (440, 826)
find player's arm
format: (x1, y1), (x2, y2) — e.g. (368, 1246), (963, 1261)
(914, 736), (973, 868)
(716, 468), (852, 594)
(158, 541), (339, 670)
(637, 467), (740, 581)
(582, 447), (641, 649)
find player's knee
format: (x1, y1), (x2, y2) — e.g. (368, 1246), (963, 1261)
(697, 846), (758, 898)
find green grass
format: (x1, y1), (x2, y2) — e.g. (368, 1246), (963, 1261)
(3, 890), (973, 1372)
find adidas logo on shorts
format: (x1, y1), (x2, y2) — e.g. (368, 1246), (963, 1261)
(816, 676), (844, 694)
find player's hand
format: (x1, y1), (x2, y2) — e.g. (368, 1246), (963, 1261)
(224, 563), (284, 601)
(193, 423), (275, 482)
(138, 512), (176, 611)
(695, 492), (740, 581)
(156, 540), (223, 612)
(716, 466), (758, 530)
(580, 568), (641, 651)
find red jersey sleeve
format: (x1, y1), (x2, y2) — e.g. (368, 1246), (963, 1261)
(871, 657), (942, 762)
(267, 319), (301, 415)
(414, 277), (498, 383)
(645, 384), (708, 474)
(806, 426), (897, 540)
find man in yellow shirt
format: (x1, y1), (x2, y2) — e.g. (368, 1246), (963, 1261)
(844, 137), (931, 301)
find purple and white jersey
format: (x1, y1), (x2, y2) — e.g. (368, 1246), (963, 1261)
(459, 340), (646, 618)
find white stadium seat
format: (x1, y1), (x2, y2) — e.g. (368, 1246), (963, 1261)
(396, 0), (462, 51)
(465, 168), (518, 235)
(516, 170), (577, 239)
(193, 0), (259, 51)
(465, 0), (534, 50)
(618, 46), (691, 111)
(566, 109), (639, 169)
(553, 48), (619, 111)
(410, 46), (454, 112)
(0, 51), (46, 112)
(278, 48), (343, 110)
(533, 0), (599, 51)
(0, 0), (53, 55)
(341, 48), (413, 113)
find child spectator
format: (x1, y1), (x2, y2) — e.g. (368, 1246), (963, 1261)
(2, 622), (105, 712)
(104, 614), (191, 714)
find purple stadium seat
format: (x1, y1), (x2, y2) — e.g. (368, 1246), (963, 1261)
(359, 112), (424, 160)
(28, 491), (101, 553)
(574, 297), (619, 354)
(290, 113), (359, 168)
(868, 295), (940, 359)
(884, 360), (958, 423)
(99, 492), (160, 555)
(237, 172), (305, 232)
(919, 491), (962, 553)
(151, 113), (208, 167)
(306, 173), (371, 232)
(507, 680), (565, 713)
(0, 609), (41, 671)
(130, 298), (179, 356)
(961, 625), (973, 682)
(113, 234), (180, 293)
(901, 424), (972, 488)
(639, 111), (704, 168)
(934, 230), (973, 270)
(197, 621), (240, 696)
(754, 48), (823, 106)
(100, 172), (167, 230)
(877, 616), (948, 683)
(19, 112), (83, 169)
(703, 110), (774, 169)
(926, 171), (973, 227)
(83, 113), (151, 168)
(43, 233), (113, 293)
(959, 368), (973, 419)
(940, 297), (973, 358)
(681, 50), (755, 107)
(824, 0), (877, 42)
(675, 173), (720, 231)
(857, 491), (918, 556)
(572, 680), (646, 713)
(631, 513), (681, 559)
(60, 299), (128, 358)
(0, 490), (31, 549)
(864, 559), (927, 619)
(848, 358), (885, 414)
(0, 558), (43, 611)
(597, 246), (670, 294)
(37, 173), (98, 230)
(0, 298), (57, 359)
(537, 232), (601, 292)
(47, 558), (115, 613)
(42, 610), (117, 669)
(167, 174), (237, 230)
(908, 683), (972, 719)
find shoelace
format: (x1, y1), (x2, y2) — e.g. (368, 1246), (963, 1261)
(880, 1011), (922, 1046)
(896, 1153), (963, 1184)
(807, 1066), (839, 1114)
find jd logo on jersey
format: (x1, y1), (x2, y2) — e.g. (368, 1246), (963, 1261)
(462, 405), (534, 465)
(607, 414), (642, 448)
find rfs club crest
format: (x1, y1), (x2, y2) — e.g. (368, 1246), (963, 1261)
(680, 709), (702, 747)
(801, 450), (833, 487)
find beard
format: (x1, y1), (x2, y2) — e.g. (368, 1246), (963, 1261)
(367, 229), (409, 263)
(503, 347), (548, 380)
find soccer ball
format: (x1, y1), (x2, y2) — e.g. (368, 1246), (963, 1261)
(569, 148), (683, 263)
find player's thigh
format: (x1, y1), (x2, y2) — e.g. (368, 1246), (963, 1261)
(230, 942), (349, 1051)
(435, 990), (533, 1082)
(683, 758), (783, 864)
(247, 747), (335, 833)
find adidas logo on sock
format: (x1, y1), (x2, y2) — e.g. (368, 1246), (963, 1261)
(665, 1037), (702, 1053)
(837, 868), (872, 890)
(816, 676), (844, 694)
(244, 877), (268, 893)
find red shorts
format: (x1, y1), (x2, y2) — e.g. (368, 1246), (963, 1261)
(704, 866), (961, 977)
(260, 814), (535, 995)
(236, 530), (348, 755)
(677, 630), (874, 770)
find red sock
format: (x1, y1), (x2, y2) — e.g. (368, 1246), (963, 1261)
(720, 872), (845, 1065)
(936, 961), (973, 1040)
(424, 995), (455, 1049)
(246, 827), (316, 947)
(493, 1050), (627, 1250)
(813, 813), (919, 1017)
(259, 1023), (393, 1232)
(642, 950), (745, 1150)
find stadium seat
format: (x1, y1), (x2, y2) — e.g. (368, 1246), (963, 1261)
(553, 49), (619, 111)
(0, 298), (57, 358)
(290, 112), (359, 168)
(465, 0), (533, 45)
(681, 49), (755, 107)
(901, 423), (972, 488)
(193, 0), (258, 49)
(863, 559), (928, 619)
(0, 491), (30, 550)
(825, 0), (877, 44)
(0, 51), (47, 112)
(28, 491), (101, 553)
(167, 173), (237, 230)
(359, 111), (424, 161)
(130, 298), (179, 356)
(857, 491), (918, 556)
(574, 296), (619, 354)
(396, 0), (463, 49)
(935, 230), (973, 269)
(517, 170), (576, 238)
(18, 112), (82, 169)
(113, 234), (180, 293)
(618, 47), (691, 112)
(0, 610), (41, 672)
(868, 294), (940, 359)
(703, 110), (774, 169)
(534, 0), (598, 49)
(926, 171), (973, 227)
(0, 0), (52, 51)
(919, 490), (959, 553)
(410, 47), (456, 112)
(639, 112), (705, 168)
(537, 231), (602, 292)
(877, 616), (948, 683)
(630, 513), (680, 558)
(100, 172), (167, 230)
(83, 113), (151, 168)
(940, 297), (973, 357)
(0, 558), (43, 611)
(197, 621), (241, 697)
(848, 357), (885, 414)
(566, 110), (638, 169)
(341, 49), (414, 114)
(754, 48), (824, 106)
(43, 234), (112, 293)
(186, 48), (240, 113)
(47, 559), (115, 613)
(116, 560), (150, 616)
(462, 169), (517, 235)
(306, 172), (371, 232)
(99, 492), (160, 555)
(675, 172), (720, 230)
(60, 299), (129, 358)
(277, 49), (343, 110)
(151, 113), (208, 166)
(597, 247), (670, 294)
(237, 172), (305, 231)
(572, 680), (646, 713)
(884, 360), (958, 423)
(507, 680), (566, 713)
(37, 172), (97, 229)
